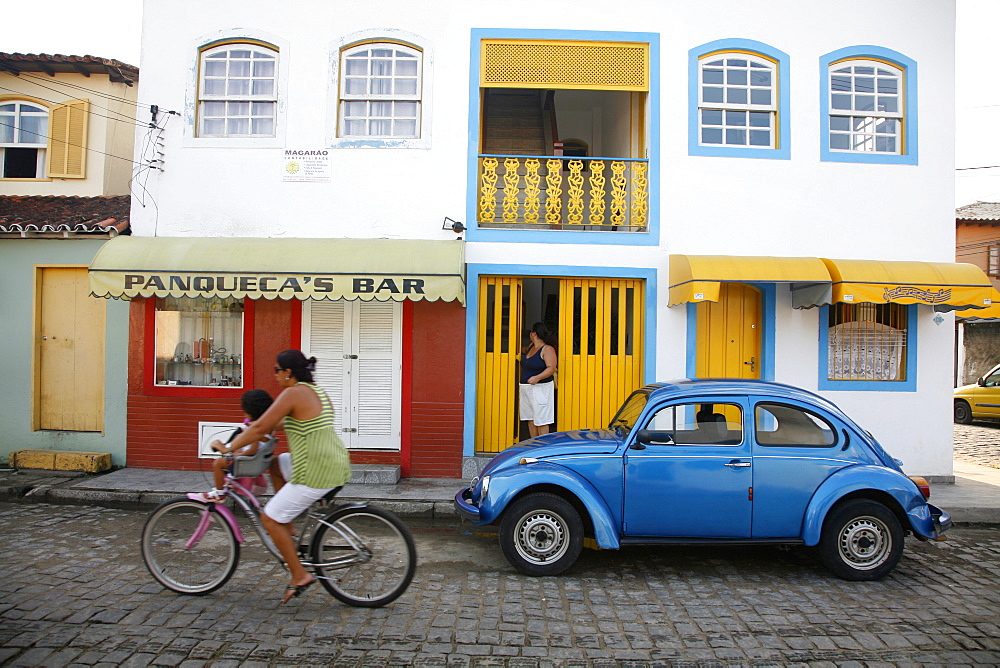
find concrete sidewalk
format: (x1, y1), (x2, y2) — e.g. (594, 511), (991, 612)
(1, 460), (999, 523)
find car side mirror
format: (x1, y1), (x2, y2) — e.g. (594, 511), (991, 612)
(979, 377), (988, 387)
(635, 429), (674, 447)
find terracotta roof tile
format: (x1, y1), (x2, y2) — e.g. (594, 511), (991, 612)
(956, 201), (1000, 222)
(0, 53), (138, 85)
(0, 195), (130, 236)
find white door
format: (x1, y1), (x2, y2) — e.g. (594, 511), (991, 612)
(303, 300), (402, 450)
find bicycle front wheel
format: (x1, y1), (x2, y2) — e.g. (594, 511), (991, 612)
(141, 499), (240, 595)
(310, 505), (416, 607)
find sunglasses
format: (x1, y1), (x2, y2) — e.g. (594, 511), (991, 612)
(273, 366), (284, 373)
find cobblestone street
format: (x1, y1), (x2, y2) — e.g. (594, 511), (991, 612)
(954, 422), (1000, 469)
(1, 500), (999, 666)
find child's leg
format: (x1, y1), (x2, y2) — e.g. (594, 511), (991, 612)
(212, 456), (231, 491)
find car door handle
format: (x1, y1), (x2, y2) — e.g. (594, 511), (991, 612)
(725, 460), (751, 468)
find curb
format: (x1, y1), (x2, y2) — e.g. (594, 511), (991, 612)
(1, 483), (460, 518)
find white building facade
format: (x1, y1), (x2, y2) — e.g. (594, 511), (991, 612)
(111, 0), (981, 478)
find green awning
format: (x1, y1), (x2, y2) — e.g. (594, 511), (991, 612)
(89, 236), (466, 304)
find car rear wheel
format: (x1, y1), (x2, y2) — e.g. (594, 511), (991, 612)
(954, 400), (974, 424)
(820, 499), (903, 581)
(499, 493), (583, 576)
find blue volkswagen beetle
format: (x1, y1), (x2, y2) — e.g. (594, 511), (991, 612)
(455, 379), (951, 581)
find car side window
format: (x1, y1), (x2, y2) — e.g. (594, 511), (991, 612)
(983, 368), (1000, 387)
(755, 402), (836, 447)
(645, 402), (743, 445)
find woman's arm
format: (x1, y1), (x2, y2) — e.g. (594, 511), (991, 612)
(212, 390), (296, 455)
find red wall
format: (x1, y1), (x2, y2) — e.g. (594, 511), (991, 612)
(408, 299), (466, 477)
(126, 298), (299, 470)
(126, 297), (467, 476)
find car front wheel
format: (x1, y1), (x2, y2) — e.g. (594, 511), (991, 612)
(499, 493), (584, 576)
(820, 499), (903, 581)
(954, 400), (974, 424)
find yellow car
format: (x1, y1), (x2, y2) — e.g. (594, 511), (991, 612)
(954, 363), (1000, 424)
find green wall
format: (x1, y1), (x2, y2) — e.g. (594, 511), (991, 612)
(0, 238), (129, 467)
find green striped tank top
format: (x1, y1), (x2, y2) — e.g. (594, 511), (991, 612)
(283, 383), (351, 489)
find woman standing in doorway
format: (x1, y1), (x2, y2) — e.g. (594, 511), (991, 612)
(519, 322), (558, 437)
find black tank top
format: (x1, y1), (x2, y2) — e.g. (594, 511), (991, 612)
(521, 345), (553, 383)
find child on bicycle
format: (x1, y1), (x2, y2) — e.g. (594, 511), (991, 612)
(197, 389), (274, 502)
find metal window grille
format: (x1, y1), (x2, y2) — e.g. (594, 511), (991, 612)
(827, 302), (907, 381)
(989, 244), (1000, 277)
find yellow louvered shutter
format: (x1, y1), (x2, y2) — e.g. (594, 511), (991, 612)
(481, 40), (649, 91)
(47, 99), (89, 178)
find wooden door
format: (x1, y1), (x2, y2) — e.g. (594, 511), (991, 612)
(475, 277), (523, 453)
(37, 267), (105, 431)
(557, 278), (644, 432)
(696, 283), (761, 379)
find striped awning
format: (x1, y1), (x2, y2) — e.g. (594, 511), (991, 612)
(89, 236), (466, 304)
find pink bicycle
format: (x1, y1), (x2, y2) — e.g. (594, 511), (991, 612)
(140, 438), (415, 607)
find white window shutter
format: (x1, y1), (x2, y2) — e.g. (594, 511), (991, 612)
(305, 301), (348, 435)
(353, 302), (401, 449)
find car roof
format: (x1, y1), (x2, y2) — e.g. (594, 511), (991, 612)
(641, 378), (843, 414)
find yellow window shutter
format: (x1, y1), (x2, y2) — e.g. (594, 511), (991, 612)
(47, 99), (90, 178)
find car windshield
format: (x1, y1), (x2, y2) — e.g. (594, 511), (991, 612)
(608, 390), (649, 436)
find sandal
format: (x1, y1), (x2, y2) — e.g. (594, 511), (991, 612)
(194, 491), (224, 503)
(281, 578), (316, 604)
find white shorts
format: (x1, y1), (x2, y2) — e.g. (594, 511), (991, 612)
(263, 453), (338, 524)
(519, 381), (555, 426)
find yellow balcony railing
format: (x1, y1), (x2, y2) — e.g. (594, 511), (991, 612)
(477, 154), (649, 231)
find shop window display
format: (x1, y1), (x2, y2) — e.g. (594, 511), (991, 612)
(155, 297), (244, 387)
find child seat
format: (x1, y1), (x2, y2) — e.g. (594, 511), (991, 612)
(231, 435), (277, 478)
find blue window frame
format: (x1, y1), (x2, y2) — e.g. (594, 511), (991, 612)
(689, 39), (790, 160)
(467, 28), (660, 246)
(820, 46), (917, 165)
(818, 303), (917, 392)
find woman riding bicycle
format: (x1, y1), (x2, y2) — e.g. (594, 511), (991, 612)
(213, 349), (351, 603)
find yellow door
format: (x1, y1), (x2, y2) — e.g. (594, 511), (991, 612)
(476, 277), (523, 452)
(36, 267), (106, 431)
(558, 278), (644, 432)
(696, 283), (761, 379)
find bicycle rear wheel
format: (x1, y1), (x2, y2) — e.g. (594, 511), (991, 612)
(141, 498), (240, 595)
(310, 505), (416, 607)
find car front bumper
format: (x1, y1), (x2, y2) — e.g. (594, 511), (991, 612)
(454, 487), (482, 523)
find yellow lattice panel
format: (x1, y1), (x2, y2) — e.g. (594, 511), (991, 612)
(481, 40), (649, 91)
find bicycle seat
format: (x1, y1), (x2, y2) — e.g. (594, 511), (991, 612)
(231, 435), (276, 478)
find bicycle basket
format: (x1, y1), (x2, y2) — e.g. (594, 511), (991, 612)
(231, 435), (276, 478)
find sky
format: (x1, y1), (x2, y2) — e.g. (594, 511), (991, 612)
(4, 0), (998, 207)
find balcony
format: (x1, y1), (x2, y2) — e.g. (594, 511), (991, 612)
(476, 154), (649, 232)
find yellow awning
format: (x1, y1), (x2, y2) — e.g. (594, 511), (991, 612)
(822, 258), (994, 311)
(956, 289), (1000, 319)
(89, 236), (466, 304)
(668, 255), (831, 306)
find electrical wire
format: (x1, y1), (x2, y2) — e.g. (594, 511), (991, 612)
(5, 70), (143, 108)
(0, 85), (147, 129)
(0, 120), (149, 168)
(957, 166), (1000, 171)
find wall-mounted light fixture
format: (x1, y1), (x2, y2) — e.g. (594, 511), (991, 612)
(443, 217), (465, 233)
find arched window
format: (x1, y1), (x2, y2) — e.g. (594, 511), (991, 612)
(339, 42), (422, 138)
(828, 59), (902, 154)
(0, 101), (48, 178)
(698, 53), (776, 149)
(198, 43), (278, 137)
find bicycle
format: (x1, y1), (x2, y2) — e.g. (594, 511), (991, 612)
(140, 437), (416, 607)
